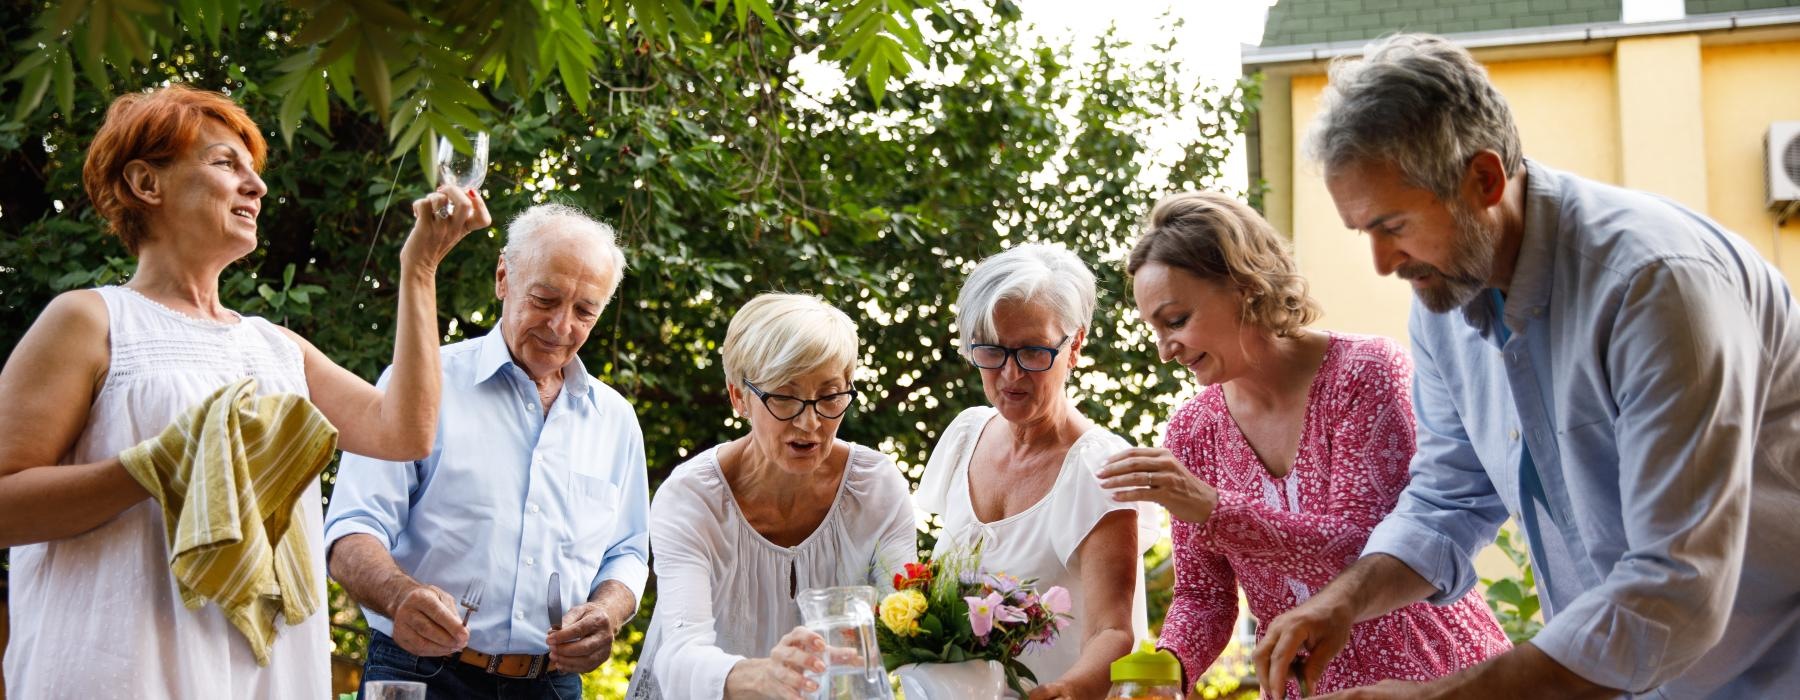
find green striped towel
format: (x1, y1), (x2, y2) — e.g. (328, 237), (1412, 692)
(120, 377), (339, 665)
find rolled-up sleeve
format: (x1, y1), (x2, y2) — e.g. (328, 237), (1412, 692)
(1362, 305), (1510, 605)
(592, 419), (651, 604)
(323, 367), (421, 555)
(1530, 259), (1756, 692)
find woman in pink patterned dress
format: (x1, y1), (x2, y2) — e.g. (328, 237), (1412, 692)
(1098, 191), (1510, 696)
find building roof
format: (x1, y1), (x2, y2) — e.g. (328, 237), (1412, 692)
(1687, 0), (1800, 14)
(1261, 0), (1622, 47)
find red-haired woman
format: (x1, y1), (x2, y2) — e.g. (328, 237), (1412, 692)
(0, 84), (487, 697)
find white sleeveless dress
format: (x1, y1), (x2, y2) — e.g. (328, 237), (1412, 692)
(4, 286), (330, 699)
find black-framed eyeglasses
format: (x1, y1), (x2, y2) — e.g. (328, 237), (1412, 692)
(967, 335), (1069, 373)
(742, 379), (858, 421)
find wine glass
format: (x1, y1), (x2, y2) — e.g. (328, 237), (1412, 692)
(432, 129), (488, 219)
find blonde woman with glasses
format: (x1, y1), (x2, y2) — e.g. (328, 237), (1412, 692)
(627, 293), (915, 700)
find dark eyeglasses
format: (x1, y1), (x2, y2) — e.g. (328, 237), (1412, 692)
(967, 335), (1069, 373)
(742, 380), (857, 421)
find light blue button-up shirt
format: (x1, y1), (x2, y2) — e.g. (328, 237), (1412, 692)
(1364, 161), (1800, 697)
(325, 330), (652, 655)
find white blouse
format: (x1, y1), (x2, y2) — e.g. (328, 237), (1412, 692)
(626, 442), (916, 699)
(4, 286), (328, 699)
(914, 406), (1159, 685)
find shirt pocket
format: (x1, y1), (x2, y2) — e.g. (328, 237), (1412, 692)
(565, 473), (621, 572)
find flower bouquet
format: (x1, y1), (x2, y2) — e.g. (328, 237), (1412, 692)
(875, 548), (1073, 696)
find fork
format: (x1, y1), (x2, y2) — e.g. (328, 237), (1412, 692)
(458, 580), (485, 626)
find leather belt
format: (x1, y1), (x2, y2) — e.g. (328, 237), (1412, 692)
(456, 648), (548, 679)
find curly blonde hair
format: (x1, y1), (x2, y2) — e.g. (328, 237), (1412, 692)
(1126, 191), (1320, 337)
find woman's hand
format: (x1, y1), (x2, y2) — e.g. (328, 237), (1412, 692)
(1098, 447), (1220, 524)
(723, 626), (826, 700)
(401, 184), (490, 272)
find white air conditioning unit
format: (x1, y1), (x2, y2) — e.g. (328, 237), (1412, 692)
(1768, 121), (1800, 210)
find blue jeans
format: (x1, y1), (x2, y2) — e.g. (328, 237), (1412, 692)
(361, 630), (583, 700)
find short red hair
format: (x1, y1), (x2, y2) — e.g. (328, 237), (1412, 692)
(82, 84), (267, 254)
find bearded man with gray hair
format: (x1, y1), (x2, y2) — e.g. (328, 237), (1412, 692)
(326, 203), (649, 699)
(1254, 34), (1800, 699)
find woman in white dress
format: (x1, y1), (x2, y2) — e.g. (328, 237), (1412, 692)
(628, 293), (916, 700)
(915, 243), (1159, 698)
(0, 84), (485, 698)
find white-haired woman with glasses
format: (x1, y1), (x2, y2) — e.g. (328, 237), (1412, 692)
(627, 293), (916, 700)
(915, 244), (1159, 698)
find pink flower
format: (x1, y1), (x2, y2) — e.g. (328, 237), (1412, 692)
(984, 572), (1022, 596)
(965, 592), (1003, 638)
(1041, 586), (1072, 616)
(995, 604), (1028, 625)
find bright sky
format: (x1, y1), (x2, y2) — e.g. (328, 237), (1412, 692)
(1022, 0), (1278, 192)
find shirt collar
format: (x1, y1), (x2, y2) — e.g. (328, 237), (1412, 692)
(471, 328), (593, 399)
(1459, 158), (1560, 340)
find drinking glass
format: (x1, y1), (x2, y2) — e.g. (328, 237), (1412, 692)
(431, 129), (488, 219)
(362, 680), (426, 700)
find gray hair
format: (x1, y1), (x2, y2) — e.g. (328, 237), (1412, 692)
(503, 203), (628, 304)
(956, 243), (1097, 356)
(1305, 33), (1524, 200)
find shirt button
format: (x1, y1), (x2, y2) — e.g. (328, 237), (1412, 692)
(528, 503), (541, 514)
(1510, 429), (1520, 441)
(524, 557), (535, 567)
(515, 611), (524, 620)
(523, 403), (533, 412)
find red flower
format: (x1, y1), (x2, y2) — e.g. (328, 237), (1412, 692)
(893, 562), (933, 590)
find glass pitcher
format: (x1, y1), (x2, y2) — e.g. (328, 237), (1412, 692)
(795, 585), (895, 700)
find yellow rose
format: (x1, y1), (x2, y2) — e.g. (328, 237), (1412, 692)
(879, 589), (929, 637)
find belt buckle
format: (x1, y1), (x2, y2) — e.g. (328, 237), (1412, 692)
(484, 653), (501, 674)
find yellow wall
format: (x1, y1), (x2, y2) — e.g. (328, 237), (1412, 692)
(1617, 35), (1710, 210)
(1287, 54), (1619, 345)
(1703, 40), (1800, 288)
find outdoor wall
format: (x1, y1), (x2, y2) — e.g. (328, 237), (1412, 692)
(1286, 54), (1620, 344)
(1702, 39), (1800, 287)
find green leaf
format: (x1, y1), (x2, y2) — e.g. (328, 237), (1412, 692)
(353, 31), (393, 123)
(2, 49), (52, 83)
(291, 1), (347, 45)
(555, 43), (592, 114)
(307, 74), (331, 131)
(282, 263), (295, 288)
(201, 0), (225, 45)
(51, 0), (91, 33)
(1486, 578), (1523, 608)
(277, 80), (308, 145)
(52, 52), (75, 116)
(12, 66), (51, 122)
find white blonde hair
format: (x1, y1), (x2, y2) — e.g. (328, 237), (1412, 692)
(503, 203), (628, 304)
(955, 243), (1096, 356)
(721, 293), (860, 390)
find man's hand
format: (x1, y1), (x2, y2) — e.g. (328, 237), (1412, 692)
(548, 602), (617, 674)
(1253, 595), (1356, 698)
(389, 583), (469, 657)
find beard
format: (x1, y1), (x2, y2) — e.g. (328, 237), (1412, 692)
(1396, 203), (1500, 313)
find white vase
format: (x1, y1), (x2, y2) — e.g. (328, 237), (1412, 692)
(894, 660), (1008, 700)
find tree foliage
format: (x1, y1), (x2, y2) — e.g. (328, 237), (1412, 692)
(2, 0), (941, 155)
(0, 0), (1253, 690)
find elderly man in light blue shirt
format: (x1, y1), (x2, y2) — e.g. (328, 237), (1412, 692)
(325, 203), (649, 699)
(1255, 34), (1800, 699)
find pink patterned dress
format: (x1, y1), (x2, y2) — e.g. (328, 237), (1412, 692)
(1156, 333), (1510, 693)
